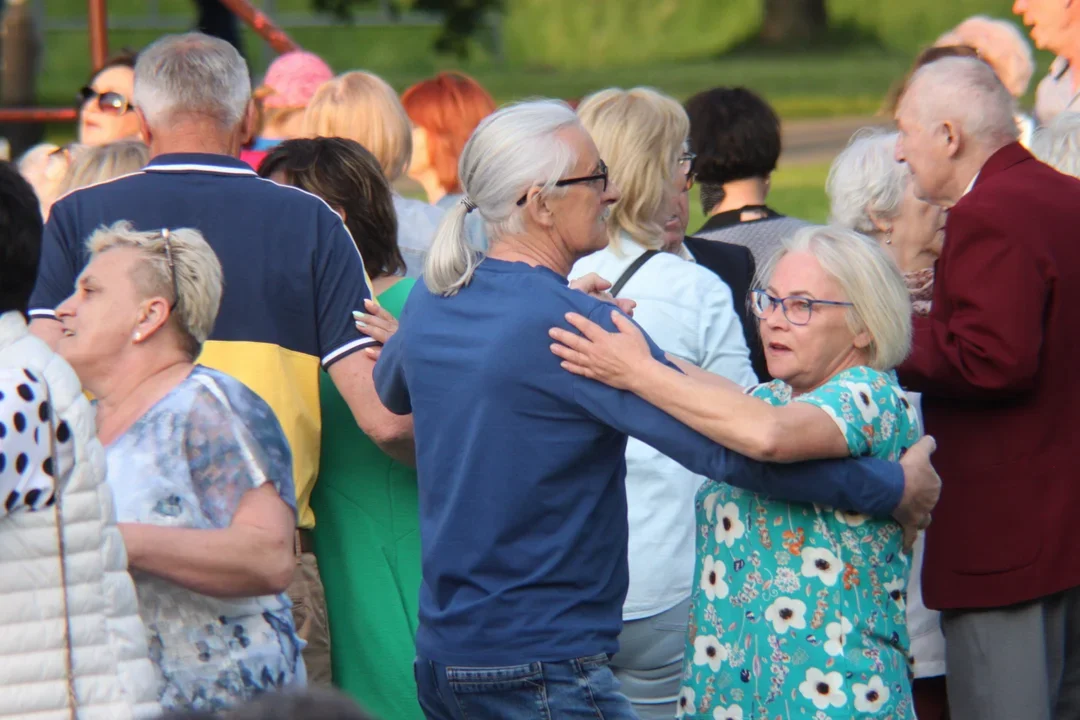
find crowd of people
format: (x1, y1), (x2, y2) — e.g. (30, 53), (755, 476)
(1, 3), (1079, 719)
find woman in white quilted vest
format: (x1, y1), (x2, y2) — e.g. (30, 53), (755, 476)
(0, 163), (160, 718)
(52, 221), (306, 711)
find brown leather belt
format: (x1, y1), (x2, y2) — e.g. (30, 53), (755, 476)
(295, 529), (315, 556)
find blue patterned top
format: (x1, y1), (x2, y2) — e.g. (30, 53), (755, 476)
(678, 366), (919, 719)
(104, 366), (306, 711)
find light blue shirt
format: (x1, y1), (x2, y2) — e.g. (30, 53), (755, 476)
(393, 195), (446, 279)
(571, 233), (758, 619)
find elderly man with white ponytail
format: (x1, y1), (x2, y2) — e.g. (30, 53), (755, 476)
(27, 32), (404, 685)
(365, 99), (941, 720)
(895, 56), (1080, 720)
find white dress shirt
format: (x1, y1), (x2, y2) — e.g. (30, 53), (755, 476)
(570, 232), (757, 619)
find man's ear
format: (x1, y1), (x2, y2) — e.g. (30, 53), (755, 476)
(136, 108), (152, 146)
(524, 189), (557, 230)
(942, 120), (962, 160)
(240, 99), (258, 145)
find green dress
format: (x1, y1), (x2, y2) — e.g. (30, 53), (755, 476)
(677, 366), (919, 720)
(310, 278), (423, 719)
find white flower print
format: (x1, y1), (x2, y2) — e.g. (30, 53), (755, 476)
(798, 667), (847, 710)
(894, 387), (920, 429)
(700, 555), (730, 601)
(714, 502), (746, 547)
(713, 705), (744, 720)
(693, 634), (728, 673)
(800, 546), (842, 586)
(774, 566), (801, 593)
(703, 491), (720, 522)
(764, 596), (807, 634)
(833, 508), (868, 527)
(676, 686), (696, 718)
(824, 617), (853, 657)
(884, 577), (906, 611)
(843, 381), (879, 423)
(879, 409), (895, 440)
(853, 675), (890, 713)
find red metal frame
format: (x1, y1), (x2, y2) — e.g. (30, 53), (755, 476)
(0, 0), (298, 124)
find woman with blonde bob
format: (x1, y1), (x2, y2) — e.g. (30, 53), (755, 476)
(550, 225), (922, 718)
(571, 87), (756, 719)
(54, 221), (306, 710)
(55, 139), (149, 198)
(304, 71), (444, 277)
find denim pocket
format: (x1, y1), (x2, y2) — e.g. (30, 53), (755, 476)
(446, 662), (550, 719)
(575, 652), (611, 668)
(446, 662), (544, 693)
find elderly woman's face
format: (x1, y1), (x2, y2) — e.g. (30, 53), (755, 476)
(760, 251), (869, 392)
(889, 179), (945, 269)
(78, 65), (142, 147)
(55, 248), (147, 379)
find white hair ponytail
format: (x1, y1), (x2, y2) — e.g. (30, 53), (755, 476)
(423, 100), (580, 296)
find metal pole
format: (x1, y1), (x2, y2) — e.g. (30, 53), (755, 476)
(0, 107), (76, 122)
(87, 0), (107, 70)
(215, 0), (298, 55)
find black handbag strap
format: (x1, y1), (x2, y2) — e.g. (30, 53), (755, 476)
(610, 250), (659, 298)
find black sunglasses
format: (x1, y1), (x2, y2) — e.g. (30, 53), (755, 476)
(161, 229), (179, 312)
(516, 159), (609, 206)
(77, 86), (135, 115)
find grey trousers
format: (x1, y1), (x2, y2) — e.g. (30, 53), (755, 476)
(610, 598), (692, 720)
(944, 586), (1080, 720)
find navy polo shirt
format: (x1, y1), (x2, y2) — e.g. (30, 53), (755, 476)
(29, 153), (375, 528)
(374, 258), (905, 667)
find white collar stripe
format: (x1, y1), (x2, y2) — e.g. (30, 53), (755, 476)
(146, 163), (257, 176)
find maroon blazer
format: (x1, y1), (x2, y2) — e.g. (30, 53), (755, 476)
(898, 143), (1080, 610)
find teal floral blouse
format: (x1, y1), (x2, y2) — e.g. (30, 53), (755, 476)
(677, 366), (920, 719)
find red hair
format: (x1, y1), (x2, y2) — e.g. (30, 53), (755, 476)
(401, 72), (496, 194)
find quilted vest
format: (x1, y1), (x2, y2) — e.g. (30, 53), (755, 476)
(0, 311), (161, 719)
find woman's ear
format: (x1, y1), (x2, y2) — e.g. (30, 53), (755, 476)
(853, 328), (873, 352)
(132, 297), (171, 344)
(867, 210), (892, 235)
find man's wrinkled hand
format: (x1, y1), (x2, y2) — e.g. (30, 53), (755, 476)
(893, 435), (941, 551)
(569, 272), (636, 317)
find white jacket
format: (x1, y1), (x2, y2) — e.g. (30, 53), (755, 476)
(0, 311), (160, 719)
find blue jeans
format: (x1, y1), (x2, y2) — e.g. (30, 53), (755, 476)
(414, 653), (639, 719)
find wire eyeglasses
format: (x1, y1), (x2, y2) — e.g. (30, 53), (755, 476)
(750, 289), (853, 326)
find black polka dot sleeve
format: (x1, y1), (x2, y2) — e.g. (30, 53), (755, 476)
(0, 367), (61, 516)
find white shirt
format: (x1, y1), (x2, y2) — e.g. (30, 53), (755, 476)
(393, 194), (446, 279)
(570, 233), (757, 619)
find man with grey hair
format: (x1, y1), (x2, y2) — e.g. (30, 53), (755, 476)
(27, 33), (412, 687)
(896, 55), (1080, 720)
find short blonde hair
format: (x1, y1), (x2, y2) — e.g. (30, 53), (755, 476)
(935, 15), (1035, 98)
(756, 225), (912, 371)
(56, 140), (149, 198)
(577, 87), (688, 250)
(303, 71), (412, 181)
(86, 220), (223, 359)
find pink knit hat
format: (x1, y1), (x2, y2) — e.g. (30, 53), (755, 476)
(259, 51), (334, 109)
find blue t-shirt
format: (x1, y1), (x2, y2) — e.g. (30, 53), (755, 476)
(374, 258), (905, 667)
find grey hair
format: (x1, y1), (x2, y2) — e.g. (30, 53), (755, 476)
(826, 129), (908, 235)
(86, 220), (224, 359)
(755, 225), (912, 371)
(424, 100), (580, 296)
(134, 33), (251, 130)
(1031, 111), (1080, 179)
(905, 56), (1019, 148)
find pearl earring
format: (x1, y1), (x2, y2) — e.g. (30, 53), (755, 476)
(133, 332), (142, 341)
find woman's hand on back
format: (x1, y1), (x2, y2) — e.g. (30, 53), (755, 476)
(355, 298), (398, 361)
(548, 309), (656, 391)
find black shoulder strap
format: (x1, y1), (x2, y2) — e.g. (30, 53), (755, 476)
(610, 250), (659, 298)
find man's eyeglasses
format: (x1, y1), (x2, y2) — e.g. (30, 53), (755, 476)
(679, 151), (697, 192)
(161, 229), (179, 312)
(517, 159), (609, 206)
(750, 289), (853, 326)
(77, 86), (135, 115)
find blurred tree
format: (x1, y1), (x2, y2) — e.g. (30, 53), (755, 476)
(313, 0), (502, 58)
(760, 0), (828, 44)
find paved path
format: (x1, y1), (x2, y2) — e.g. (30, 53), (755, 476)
(781, 115), (891, 165)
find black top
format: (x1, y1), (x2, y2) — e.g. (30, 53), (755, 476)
(683, 236), (770, 382)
